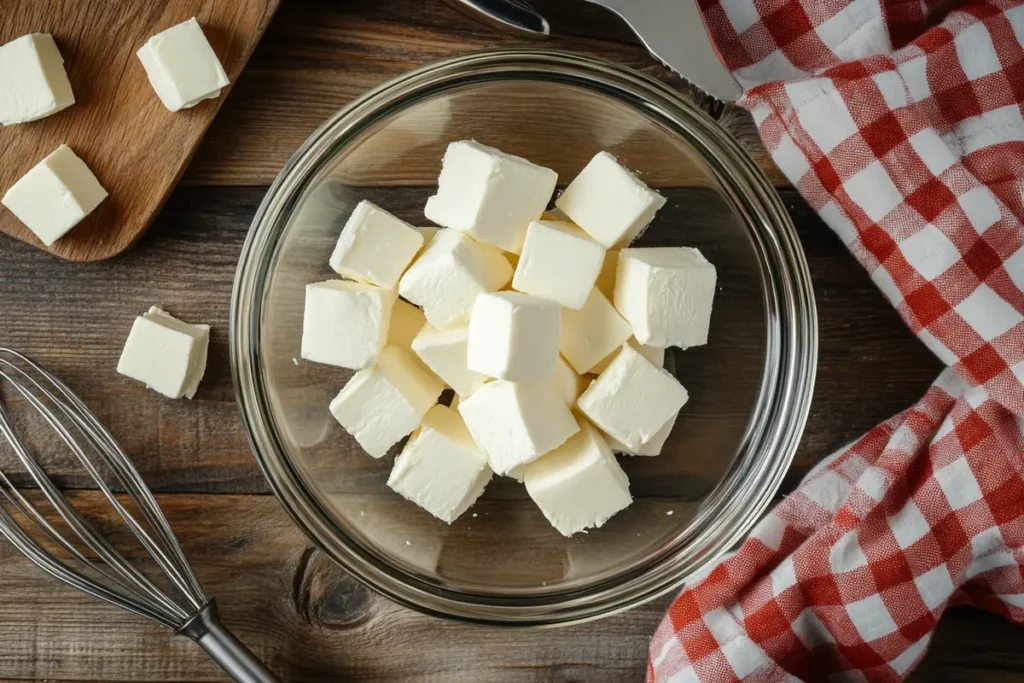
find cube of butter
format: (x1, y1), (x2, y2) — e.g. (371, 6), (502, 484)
(329, 201), (424, 289)
(589, 338), (665, 376)
(595, 249), (619, 299)
(301, 280), (396, 369)
(117, 306), (210, 399)
(560, 288), (632, 375)
(458, 380), (579, 475)
(577, 344), (688, 450)
(425, 140), (557, 253)
(0, 34), (75, 125)
(512, 220), (606, 309)
(411, 325), (489, 397)
(524, 420), (632, 536)
(398, 229), (512, 328)
(330, 345), (445, 458)
(615, 247), (717, 348)
(137, 18), (229, 112)
(603, 410), (677, 456)
(554, 355), (588, 406)
(388, 405), (492, 523)
(1, 145), (108, 246)
(467, 292), (560, 381)
(555, 151), (666, 249)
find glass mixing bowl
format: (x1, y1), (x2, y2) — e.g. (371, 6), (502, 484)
(231, 49), (817, 625)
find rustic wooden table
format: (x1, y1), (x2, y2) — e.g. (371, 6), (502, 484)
(0, 1), (1021, 681)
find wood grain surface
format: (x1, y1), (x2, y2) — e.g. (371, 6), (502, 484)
(0, 0), (279, 262)
(0, 0), (1020, 681)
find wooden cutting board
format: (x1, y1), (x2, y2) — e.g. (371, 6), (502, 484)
(0, 0), (279, 261)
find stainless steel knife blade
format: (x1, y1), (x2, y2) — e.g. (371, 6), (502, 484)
(584, 0), (743, 101)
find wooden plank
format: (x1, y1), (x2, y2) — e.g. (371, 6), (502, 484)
(0, 186), (939, 496)
(0, 0), (279, 261)
(0, 491), (1018, 681)
(182, 0), (786, 188)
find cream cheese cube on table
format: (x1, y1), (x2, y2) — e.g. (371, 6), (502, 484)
(0, 34), (75, 125)
(577, 344), (688, 451)
(388, 405), (492, 523)
(458, 380), (579, 476)
(411, 325), (489, 397)
(398, 229), (512, 329)
(555, 151), (666, 249)
(560, 288), (632, 375)
(603, 409), (677, 456)
(467, 292), (560, 381)
(137, 18), (229, 112)
(589, 338), (665, 376)
(554, 355), (588, 406)
(301, 280), (396, 369)
(117, 307), (210, 399)
(1, 145), (108, 246)
(329, 201), (424, 289)
(512, 220), (606, 309)
(524, 420), (632, 536)
(615, 247), (718, 348)
(330, 345), (445, 458)
(425, 140), (557, 253)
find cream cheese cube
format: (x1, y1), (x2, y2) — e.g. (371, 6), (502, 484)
(387, 299), (427, 350)
(137, 18), (229, 112)
(0, 34), (75, 125)
(416, 226), (440, 250)
(615, 247), (718, 348)
(577, 344), (688, 450)
(424, 140), (557, 253)
(560, 288), (632, 375)
(330, 345), (444, 458)
(524, 420), (632, 536)
(329, 201), (424, 289)
(398, 229), (512, 328)
(1, 145), (108, 246)
(555, 151), (666, 248)
(388, 405), (492, 523)
(595, 249), (619, 299)
(458, 380), (579, 475)
(117, 307), (210, 399)
(411, 325), (489, 397)
(301, 280), (396, 369)
(603, 410), (677, 456)
(554, 355), (588, 406)
(467, 292), (560, 381)
(511, 220), (606, 309)
(589, 338), (665, 376)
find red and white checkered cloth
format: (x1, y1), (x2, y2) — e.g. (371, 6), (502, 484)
(649, 0), (1024, 680)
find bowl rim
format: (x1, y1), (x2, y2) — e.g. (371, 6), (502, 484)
(231, 47), (818, 626)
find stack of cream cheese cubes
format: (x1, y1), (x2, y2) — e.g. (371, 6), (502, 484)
(301, 141), (717, 536)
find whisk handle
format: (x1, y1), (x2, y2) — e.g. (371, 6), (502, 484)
(179, 601), (281, 683)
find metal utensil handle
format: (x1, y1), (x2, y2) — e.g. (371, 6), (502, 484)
(178, 601), (281, 683)
(443, 0), (550, 36)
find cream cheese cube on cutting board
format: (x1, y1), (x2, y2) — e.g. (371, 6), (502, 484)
(425, 140), (557, 253)
(512, 220), (606, 309)
(458, 380), (579, 476)
(117, 307), (210, 399)
(411, 325), (489, 397)
(0, 34), (75, 125)
(398, 229), (512, 329)
(388, 405), (492, 523)
(1, 145), (108, 246)
(467, 292), (561, 381)
(555, 151), (666, 249)
(524, 419), (632, 536)
(577, 344), (688, 451)
(560, 288), (633, 375)
(137, 18), (229, 112)
(301, 280), (396, 369)
(330, 201), (424, 289)
(330, 345), (445, 458)
(615, 247), (718, 348)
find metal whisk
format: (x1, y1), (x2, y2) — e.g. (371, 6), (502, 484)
(0, 348), (279, 683)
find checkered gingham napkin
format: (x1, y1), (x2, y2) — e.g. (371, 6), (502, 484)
(648, 0), (1024, 680)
